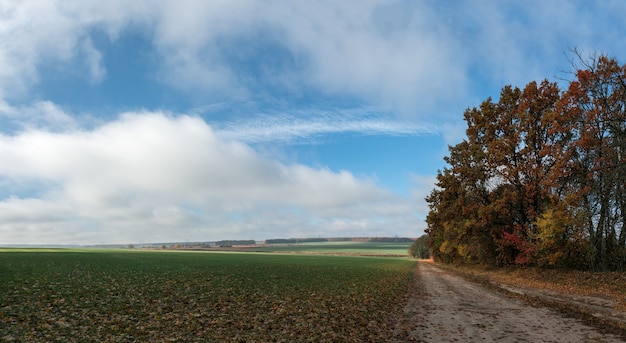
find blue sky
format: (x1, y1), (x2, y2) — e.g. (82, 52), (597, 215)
(0, 1), (625, 245)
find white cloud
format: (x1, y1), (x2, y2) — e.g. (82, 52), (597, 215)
(411, 174), (438, 216)
(0, 113), (381, 206)
(81, 38), (106, 84)
(256, 2), (466, 113)
(0, 0), (90, 98)
(0, 101), (78, 132)
(0, 1), (623, 244)
(0, 112), (420, 244)
(4, 1), (623, 118)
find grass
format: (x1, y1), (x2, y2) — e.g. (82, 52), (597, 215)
(0, 249), (415, 342)
(224, 241), (413, 256)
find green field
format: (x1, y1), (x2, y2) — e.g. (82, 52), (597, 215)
(0, 249), (415, 342)
(229, 241), (413, 256)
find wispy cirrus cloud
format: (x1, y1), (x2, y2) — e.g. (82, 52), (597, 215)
(213, 108), (438, 144)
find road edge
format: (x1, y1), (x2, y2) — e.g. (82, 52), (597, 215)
(426, 261), (626, 340)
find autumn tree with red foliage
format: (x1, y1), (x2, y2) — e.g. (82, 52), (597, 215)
(427, 53), (626, 270)
(550, 54), (626, 270)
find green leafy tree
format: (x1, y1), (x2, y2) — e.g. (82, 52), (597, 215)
(408, 235), (431, 259)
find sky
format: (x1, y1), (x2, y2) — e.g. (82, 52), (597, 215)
(1, 1), (625, 245)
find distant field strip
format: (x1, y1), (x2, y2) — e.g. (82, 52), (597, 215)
(0, 250), (415, 342)
(230, 241), (412, 256)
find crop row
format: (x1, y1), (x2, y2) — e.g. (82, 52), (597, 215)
(0, 250), (415, 342)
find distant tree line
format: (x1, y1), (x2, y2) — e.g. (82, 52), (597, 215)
(369, 237), (414, 243)
(265, 239), (299, 244)
(264, 237), (415, 244)
(264, 238), (329, 244)
(215, 240), (256, 247)
(427, 53), (626, 271)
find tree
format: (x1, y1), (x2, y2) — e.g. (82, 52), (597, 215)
(408, 235), (431, 259)
(429, 80), (560, 265)
(426, 53), (626, 270)
(426, 138), (493, 264)
(550, 54), (626, 270)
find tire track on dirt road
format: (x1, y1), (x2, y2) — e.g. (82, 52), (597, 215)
(393, 261), (624, 342)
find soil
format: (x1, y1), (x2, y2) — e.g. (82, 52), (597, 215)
(393, 261), (626, 342)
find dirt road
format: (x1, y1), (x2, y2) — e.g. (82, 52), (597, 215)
(393, 261), (625, 342)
